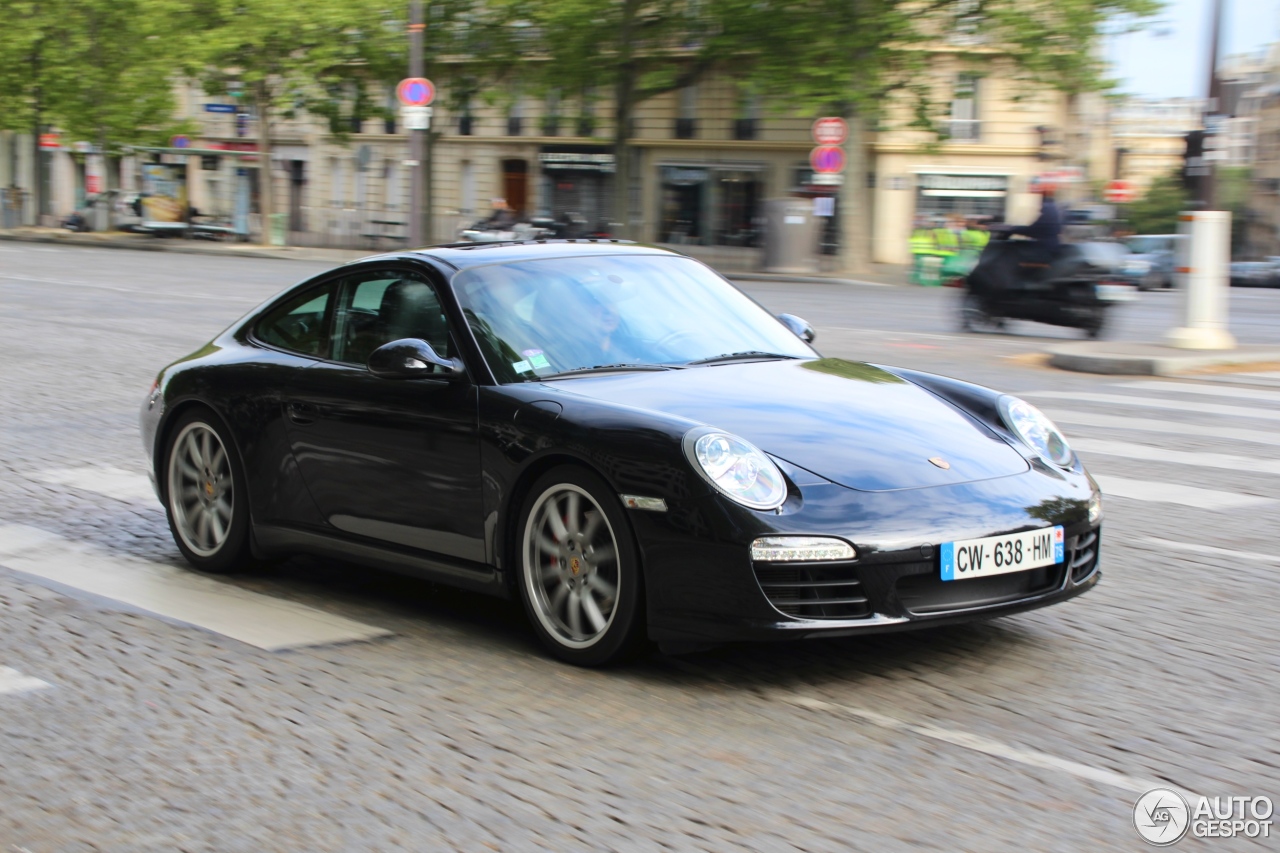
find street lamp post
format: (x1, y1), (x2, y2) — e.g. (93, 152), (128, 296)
(408, 0), (425, 247)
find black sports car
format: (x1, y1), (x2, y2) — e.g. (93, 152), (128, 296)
(141, 241), (1101, 665)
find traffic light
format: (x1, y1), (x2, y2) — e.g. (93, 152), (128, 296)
(1182, 130), (1207, 192)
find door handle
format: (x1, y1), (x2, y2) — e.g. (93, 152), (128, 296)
(286, 402), (318, 425)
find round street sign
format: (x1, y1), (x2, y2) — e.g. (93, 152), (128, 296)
(812, 117), (848, 146)
(397, 77), (435, 107)
(170, 135), (191, 149)
(810, 145), (846, 174)
(1104, 180), (1136, 204)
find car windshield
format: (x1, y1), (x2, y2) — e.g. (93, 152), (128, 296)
(452, 254), (815, 383)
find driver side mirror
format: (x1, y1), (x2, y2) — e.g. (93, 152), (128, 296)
(368, 338), (465, 381)
(777, 313), (816, 344)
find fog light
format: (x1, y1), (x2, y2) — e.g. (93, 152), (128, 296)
(750, 536), (856, 562)
(1088, 491), (1102, 524)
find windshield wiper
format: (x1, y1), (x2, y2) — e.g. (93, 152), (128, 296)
(538, 363), (677, 380)
(686, 351), (802, 366)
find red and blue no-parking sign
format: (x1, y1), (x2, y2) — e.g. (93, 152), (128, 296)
(810, 145), (845, 174)
(396, 77), (435, 107)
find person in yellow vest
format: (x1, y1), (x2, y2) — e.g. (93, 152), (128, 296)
(962, 218), (989, 251)
(909, 217), (940, 285)
(933, 217), (960, 258)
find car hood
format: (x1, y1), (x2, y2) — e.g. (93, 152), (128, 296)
(545, 358), (1029, 491)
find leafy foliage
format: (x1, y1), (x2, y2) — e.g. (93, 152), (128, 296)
(1126, 171), (1186, 235)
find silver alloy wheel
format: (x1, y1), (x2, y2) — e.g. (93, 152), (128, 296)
(522, 483), (620, 650)
(167, 422), (234, 558)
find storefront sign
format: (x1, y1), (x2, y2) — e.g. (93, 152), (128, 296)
(917, 173), (1008, 193)
(538, 152), (616, 172)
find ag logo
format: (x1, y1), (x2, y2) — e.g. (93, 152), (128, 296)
(1134, 788), (1190, 846)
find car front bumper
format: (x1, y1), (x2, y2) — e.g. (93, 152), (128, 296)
(631, 470), (1101, 645)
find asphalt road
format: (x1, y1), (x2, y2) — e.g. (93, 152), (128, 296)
(1, 243), (1278, 851)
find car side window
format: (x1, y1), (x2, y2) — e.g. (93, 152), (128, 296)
(255, 283), (334, 357)
(332, 271), (452, 366)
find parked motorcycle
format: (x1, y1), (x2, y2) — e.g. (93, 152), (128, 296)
(959, 231), (1137, 339)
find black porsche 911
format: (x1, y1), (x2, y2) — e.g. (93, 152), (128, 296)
(141, 241), (1101, 665)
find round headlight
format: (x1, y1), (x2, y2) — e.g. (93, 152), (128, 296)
(998, 396), (1074, 468)
(684, 428), (788, 510)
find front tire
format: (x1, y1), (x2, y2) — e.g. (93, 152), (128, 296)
(162, 407), (252, 573)
(516, 466), (646, 666)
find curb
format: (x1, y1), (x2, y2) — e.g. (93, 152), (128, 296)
(1046, 342), (1280, 376)
(0, 231), (367, 263)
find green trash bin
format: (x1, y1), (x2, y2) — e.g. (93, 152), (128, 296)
(268, 213), (287, 247)
(941, 249), (979, 286)
(912, 253), (945, 287)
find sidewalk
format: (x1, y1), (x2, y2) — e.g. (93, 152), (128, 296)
(1045, 340), (1280, 376)
(0, 226), (911, 285)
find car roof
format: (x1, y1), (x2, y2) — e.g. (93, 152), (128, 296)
(349, 240), (681, 271)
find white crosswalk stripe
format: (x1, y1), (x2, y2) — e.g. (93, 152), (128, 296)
(1029, 390), (1280, 422)
(0, 524), (393, 651)
(1092, 475), (1274, 510)
(1119, 380), (1280, 404)
(35, 466), (157, 503)
(1072, 438), (1280, 476)
(0, 666), (51, 695)
(1045, 409), (1280, 447)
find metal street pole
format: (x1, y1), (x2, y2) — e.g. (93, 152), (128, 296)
(409, 0), (425, 246)
(1202, 0), (1224, 209)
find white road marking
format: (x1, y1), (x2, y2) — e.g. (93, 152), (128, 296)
(1135, 537), (1278, 565)
(0, 666), (51, 696)
(0, 272), (260, 303)
(1120, 380), (1280, 404)
(1093, 475), (1274, 510)
(1027, 390), (1280, 422)
(771, 693), (1199, 800)
(36, 466), (157, 503)
(0, 524), (393, 651)
(1072, 438), (1280, 475)
(1044, 409), (1280, 447)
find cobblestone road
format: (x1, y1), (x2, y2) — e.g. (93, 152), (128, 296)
(1, 244), (1278, 851)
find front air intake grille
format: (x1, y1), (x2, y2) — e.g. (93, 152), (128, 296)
(1071, 530), (1099, 582)
(754, 561), (871, 620)
(896, 564), (1063, 616)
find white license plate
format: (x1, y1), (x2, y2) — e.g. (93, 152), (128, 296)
(940, 526), (1064, 581)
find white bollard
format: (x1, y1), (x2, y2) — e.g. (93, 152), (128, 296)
(1165, 210), (1237, 350)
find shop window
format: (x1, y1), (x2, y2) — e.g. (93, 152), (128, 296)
(658, 165), (763, 247)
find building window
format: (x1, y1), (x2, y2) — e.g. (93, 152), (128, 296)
(734, 91), (760, 141)
(948, 74), (980, 142)
(658, 165), (763, 246)
(384, 88), (398, 134)
(508, 98), (524, 136)
(459, 114), (474, 136)
(675, 86), (698, 139)
(542, 90), (560, 136)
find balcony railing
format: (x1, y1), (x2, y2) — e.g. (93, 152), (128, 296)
(946, 120), (981, 142)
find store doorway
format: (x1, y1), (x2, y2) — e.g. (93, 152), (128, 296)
(502, 159), (528, 217)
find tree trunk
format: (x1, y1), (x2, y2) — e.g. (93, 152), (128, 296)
(255, 83), (277, 245)
(839, 114), (872, 275)
(611, 78), (634, 240)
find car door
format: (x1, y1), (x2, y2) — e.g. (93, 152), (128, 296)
(283, 267), (487, 564)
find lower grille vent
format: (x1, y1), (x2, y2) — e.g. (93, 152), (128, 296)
(754, 561), (871, 620)
(1071, 530), (1099, 582)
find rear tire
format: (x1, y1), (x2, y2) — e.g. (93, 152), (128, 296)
(162, 406), (252, 573)
(515, 466), (646, 666)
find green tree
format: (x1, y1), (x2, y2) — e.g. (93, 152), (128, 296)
(1126, 171), (1186, 235)
(0, 0), (192, 211)
(727, 0), (1163, 270)
(188, 0), (406, 237)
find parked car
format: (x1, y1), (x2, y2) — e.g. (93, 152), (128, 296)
(141, 241), (1102, 665)
(1229, 261), (1279, 287)
(1124, 234), (1183, 290)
